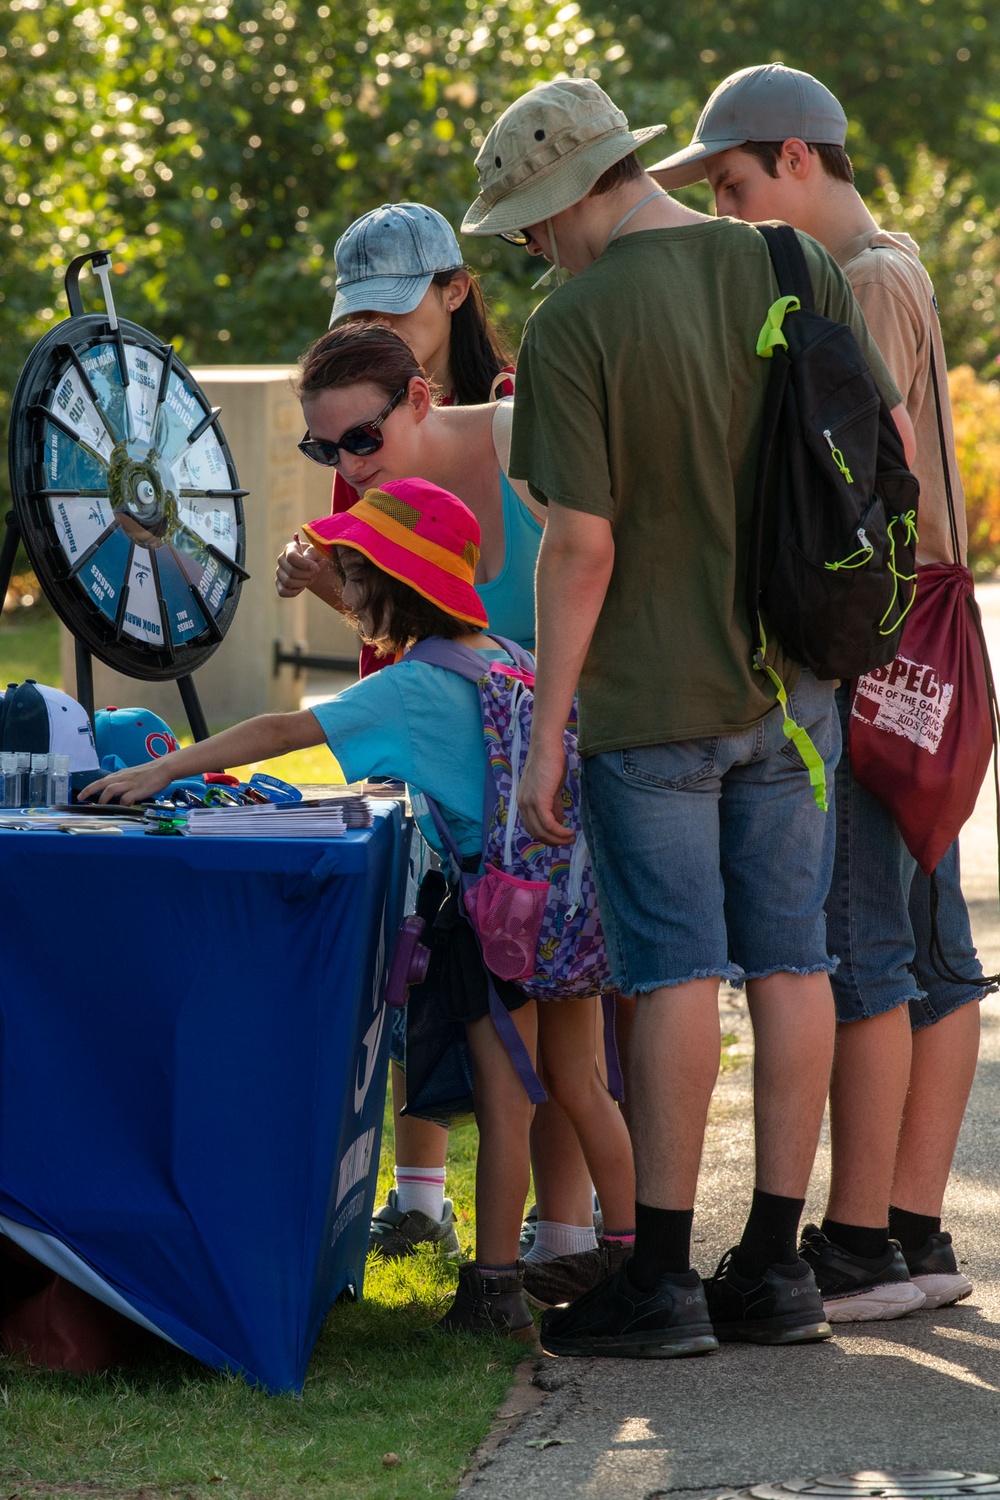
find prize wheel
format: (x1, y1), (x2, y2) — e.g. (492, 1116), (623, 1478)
(7, 254), (248, 682)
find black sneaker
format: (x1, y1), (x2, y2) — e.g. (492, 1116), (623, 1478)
(368, 1190), (461, 1259)
(902, 1230), (973, 1310)
(540, 1263), (719, 1359)
(703, 1247), (833, 1344)
(798, 1223), (925, 1322)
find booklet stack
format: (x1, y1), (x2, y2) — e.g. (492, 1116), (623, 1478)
(183, 794), (375, 838)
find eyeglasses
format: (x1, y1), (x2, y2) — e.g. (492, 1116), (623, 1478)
(297, 386), (407, 467)
(497, 228), (531, 246)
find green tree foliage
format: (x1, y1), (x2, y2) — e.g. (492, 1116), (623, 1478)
(604, 0), (1000, 190)
(0, 0), (630, 515)
(2, 0), (999, 535)
(0, 0), (628, 366)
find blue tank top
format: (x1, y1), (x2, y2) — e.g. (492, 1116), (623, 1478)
(475, 472), (543, 650)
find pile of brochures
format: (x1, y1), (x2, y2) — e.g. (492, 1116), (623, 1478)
(182, 795), (375, 837)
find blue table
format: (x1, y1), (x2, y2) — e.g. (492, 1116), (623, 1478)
(0, 802), (407, 1392)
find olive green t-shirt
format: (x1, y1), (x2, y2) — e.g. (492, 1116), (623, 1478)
(509, 219), (902, 757)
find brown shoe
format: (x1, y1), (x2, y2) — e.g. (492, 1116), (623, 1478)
(434, 1262), (537, 1340)
(524, 1237), (633, 1308)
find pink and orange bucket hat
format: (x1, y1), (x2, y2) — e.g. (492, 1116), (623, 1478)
(301, 476), (489, 630)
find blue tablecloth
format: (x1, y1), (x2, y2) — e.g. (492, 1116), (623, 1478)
(0, 802), (408, 1392)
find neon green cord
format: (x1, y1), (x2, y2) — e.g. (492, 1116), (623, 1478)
(878, 510), (919, 635)
(756, 296), (801, 358)
(752, 629), (829, 812)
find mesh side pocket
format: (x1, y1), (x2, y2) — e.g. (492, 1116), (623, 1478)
(464, 866), (549, 981)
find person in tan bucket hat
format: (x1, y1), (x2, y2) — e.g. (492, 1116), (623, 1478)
(465, 76), (915, 1359)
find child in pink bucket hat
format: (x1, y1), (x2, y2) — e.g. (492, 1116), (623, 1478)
(82, 477), (635, 1341)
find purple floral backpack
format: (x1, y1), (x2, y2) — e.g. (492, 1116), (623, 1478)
(404, 636), (609, 1001)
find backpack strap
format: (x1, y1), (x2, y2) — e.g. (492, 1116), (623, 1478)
(746, 224), (830, 812)
(402, 636), (547, 1104)
(758, 222), (815, 310)
(404, 634), (534, 678)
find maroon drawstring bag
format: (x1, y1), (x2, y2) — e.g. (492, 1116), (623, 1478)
(849, 345), (998, 876)
(849, 561), (994, 874)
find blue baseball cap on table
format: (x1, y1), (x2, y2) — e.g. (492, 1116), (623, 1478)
(94, 706), (179, 768)
(329, 202), (463, 325)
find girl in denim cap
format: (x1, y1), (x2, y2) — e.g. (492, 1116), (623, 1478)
(327, 202), (514, 408)
(83, 475), (635, 1340)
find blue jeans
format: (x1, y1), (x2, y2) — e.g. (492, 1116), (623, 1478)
(582, 670), (840, 994)
(826, 683), (989, 1028)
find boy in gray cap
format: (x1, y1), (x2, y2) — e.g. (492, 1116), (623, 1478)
(464, 76), (912, 1358)
(652, 62), (989, 1326)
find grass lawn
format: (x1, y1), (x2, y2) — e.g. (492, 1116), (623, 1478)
(0, 600), (63, 688)
(1, 608), (526, 1498)
(0, 1102), (527, 1500)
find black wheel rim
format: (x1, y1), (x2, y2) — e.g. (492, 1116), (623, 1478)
(8, 313), (247, 682)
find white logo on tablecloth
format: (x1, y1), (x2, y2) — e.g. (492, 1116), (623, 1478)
(852, 655), (954, 755)
(353, 898), (386, 1114)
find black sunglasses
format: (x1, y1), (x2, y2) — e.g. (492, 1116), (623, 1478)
(497, 228), (531, 246)
(297, 386), (407, 467)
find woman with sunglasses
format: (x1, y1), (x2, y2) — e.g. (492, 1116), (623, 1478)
(276, 321), (544, 652)
(276, 325), (618, 1309)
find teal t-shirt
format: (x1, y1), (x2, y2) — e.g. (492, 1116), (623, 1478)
(308, 646), (516, 858)
(477, 471), (543, 650)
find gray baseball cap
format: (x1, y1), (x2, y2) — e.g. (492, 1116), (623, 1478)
(462, 78), (666, 238)
(330, 202), (463, 326)
(649, 64), (848, 190)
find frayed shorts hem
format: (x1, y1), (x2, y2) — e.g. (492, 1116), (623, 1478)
(629, 964), (743, 995)
(730, 959), (838, 991)
(909, 982), (994, 1032)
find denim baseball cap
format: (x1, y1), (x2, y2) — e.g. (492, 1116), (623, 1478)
(330, 203), (463, 325)
(649, 64), (848, 190)
(462, 79), (665, 237)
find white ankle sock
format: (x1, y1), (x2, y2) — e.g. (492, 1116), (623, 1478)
(394, 1166), (446, 1219)
(525, 1220), (598, 1264)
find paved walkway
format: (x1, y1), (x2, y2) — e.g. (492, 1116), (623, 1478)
(459, 584), (1000, 1499)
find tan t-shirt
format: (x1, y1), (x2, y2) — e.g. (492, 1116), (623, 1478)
(837, 227), (966, 566)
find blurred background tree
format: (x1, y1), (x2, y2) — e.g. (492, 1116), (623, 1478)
(2, 0), (999, 568)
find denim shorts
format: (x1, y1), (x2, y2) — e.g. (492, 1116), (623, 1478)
(827, 683), (990, 1029)
(581, 669), (840, 994)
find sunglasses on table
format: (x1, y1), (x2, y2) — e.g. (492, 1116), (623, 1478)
(297, 386), (407, 467)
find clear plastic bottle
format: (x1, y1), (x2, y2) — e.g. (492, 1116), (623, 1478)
(29, 753), (51, 806)
(0, 753), (14, 807)
(13, 752), (30, 808)
(50, 754), (70, 805)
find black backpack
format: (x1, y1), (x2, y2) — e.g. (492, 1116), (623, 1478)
(747, 223), (920, 686)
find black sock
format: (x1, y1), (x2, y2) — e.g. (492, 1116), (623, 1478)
(732, 1188), (805, 1277)
(888, 1206), (941, 1252)
(627, 1203), (693, 1290)
(822, 1216), (889, 1260)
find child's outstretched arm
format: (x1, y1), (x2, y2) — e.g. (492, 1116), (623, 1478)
(79, 709), (326, 805)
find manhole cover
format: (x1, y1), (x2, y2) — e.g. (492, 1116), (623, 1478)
(718, 1475), (1000, 1500)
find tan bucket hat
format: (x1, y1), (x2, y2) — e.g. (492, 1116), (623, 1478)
(462, 78), (666, 237)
